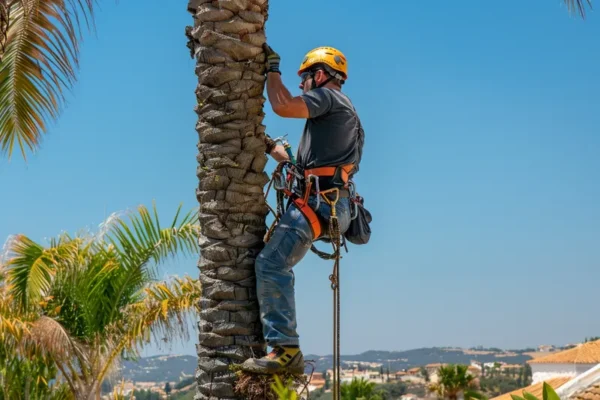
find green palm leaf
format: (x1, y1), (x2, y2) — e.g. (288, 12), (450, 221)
(94, 202), (199, 326)
(2, 234), (78, 310)
(465, 389), (488, 400)
(0, 0), (95, 159)
(523, 391), (539, 400)
(95, 275), (201, 385)
(542, 383), (560, 400)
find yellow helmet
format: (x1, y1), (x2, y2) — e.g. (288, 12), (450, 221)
(298, 46), (348, 81)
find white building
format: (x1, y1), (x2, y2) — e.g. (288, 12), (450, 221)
(491, 339), (600, 400)
(400, 395), (419, 400)
(528, 339), (600, 383)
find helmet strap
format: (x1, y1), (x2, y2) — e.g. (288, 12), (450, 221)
(309, 69), (334, 90)
(316, 75), (335, 89)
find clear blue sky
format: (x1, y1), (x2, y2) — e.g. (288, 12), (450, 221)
(1, 0), (599, 357)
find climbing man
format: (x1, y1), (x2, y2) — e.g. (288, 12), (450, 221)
(240, 44), (365, 374)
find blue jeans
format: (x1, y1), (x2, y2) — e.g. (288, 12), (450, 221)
(255, 195), (352, 347)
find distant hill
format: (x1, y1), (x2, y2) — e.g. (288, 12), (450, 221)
(117, 355), (196, 383)
(115, 347), (534, 383)
(304, 347), (533, 373)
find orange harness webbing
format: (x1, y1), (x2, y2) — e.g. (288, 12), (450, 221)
(293, 163), (354, 239)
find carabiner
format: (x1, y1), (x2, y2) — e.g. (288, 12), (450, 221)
(307, 174), (320, 211)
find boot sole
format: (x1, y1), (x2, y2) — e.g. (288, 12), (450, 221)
(240, 355), (305, 375)
(240, 363), (305, 375)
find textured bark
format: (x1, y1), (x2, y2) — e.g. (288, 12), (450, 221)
(186, 1), (269, 399)
(0, 0), (9, 59)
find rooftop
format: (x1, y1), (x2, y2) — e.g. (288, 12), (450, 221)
(491, 376), (571, 400)
(572, 383), (600, 400)
(529, 340), (600, 365)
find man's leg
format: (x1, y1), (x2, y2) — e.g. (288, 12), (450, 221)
(241, 203), (312, 373)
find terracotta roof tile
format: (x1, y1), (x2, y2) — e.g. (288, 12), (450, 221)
(529, 340), (600, 364)
(572, 383), (600, 400)
(491, 376), (571, 400)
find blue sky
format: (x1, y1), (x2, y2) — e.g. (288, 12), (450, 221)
(1, 0), (599, 357)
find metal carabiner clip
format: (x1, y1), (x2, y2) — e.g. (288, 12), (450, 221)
(307, 174), (320, 211)
(273, 170), (286, 190)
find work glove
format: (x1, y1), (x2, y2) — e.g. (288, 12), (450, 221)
(264, 133), (276, 154)
(263, 43), (281, 75)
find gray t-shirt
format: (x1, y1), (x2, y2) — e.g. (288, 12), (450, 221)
(297, 88), (364, 176)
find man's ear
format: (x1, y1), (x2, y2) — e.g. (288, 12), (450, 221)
(315, 70), (326, 85)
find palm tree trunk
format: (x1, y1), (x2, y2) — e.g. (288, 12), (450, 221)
(0, 0), (10, 60)
(185, 1), (269, 398)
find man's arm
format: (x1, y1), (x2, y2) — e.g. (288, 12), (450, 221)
(266, 72), (309, 119)
(262, 43), (309, 119)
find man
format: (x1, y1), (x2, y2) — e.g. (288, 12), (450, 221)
(241, 44), (364, 374)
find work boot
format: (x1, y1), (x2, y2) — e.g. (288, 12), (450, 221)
(240, 345), (305, 374)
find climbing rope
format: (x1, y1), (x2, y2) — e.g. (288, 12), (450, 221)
(321, 189), (342, 400)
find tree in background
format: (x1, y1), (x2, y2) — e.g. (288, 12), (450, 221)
(420, 366), (431, 383)
(341, 377), (383, 400)
(524, 364), (532, 385)
(165, 382), (172, 398)
(376, 381), (408, 399)
(428, 364), (486, 400)
(323, 370), (331, 390)
(0, 204), (201, 399)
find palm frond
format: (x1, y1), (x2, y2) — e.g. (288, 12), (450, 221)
(123, 275), (201, 348)
(0, 0), (96, 160)
(29, 315), (87, 364)
(95, 275), (201, 386)
(564, 0), (593, 18)
(102, 202), (200, 269)
(93, 203), (199, 326)
(2, 234), (79, 310)
(3, 234), (56, 309)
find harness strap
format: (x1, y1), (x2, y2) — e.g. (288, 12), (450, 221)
(291, 196), (322, 239)
(303, 163), (355, 185)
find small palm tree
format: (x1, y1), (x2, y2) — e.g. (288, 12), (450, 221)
(0, 203), (201, 399)
(341, 377), (384, 400)
(428, 364), (487, 400)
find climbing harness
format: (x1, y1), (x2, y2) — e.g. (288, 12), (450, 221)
(264, 137), (359, 400)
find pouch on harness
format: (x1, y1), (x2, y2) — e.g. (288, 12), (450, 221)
(345, 193), (372, 245)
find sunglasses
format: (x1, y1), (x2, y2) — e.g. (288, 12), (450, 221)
(300, 70), (321, 83)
